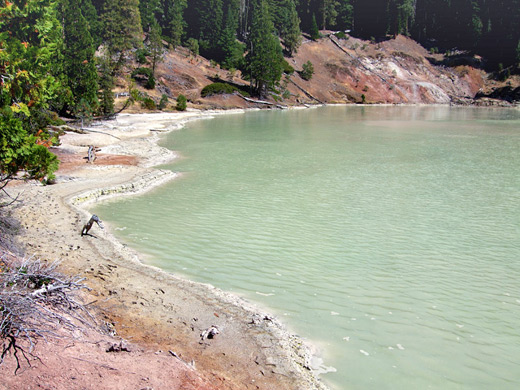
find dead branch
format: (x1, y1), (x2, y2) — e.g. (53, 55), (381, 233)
(81, 214), (104, 236)
(1, 253), (95, 372)
(47, 124), (86, 134)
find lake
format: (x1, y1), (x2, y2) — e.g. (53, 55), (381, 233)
(94, 106), (520, 390)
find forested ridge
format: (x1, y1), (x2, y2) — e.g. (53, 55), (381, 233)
(1, 0), (519, 183)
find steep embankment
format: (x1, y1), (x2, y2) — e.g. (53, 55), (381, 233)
(117, 34), (518, 110)
(287, 34), (483, 104)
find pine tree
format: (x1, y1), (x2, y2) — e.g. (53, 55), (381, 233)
(321, 0), (338, 29)
(246, 0), (284, 96)
(79, 0), (103, 48)
(336, 0), (353, 30)
(97, 55), (115, 115)
(61, 0), (99, 114)
(273, 0), (301, 56)
(185, 0), (224, 57)
(139, 0), (161, 32)
(148, 20), (164, 75)
(161, 0), (187, 47)
(387, 0), (416, 36)
(218, 4), (245, 68)
(100, 0), (143, 57)
(310, 13), (320, 40)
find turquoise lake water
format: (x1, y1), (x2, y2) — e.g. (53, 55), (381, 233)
(95, 106), (520, 389)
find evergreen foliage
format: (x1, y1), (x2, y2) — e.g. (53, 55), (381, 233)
(97, 55), (115, 115)
(79, 0), (103, 48)
(187, 38), (200, 56)
(217, 3), (245, 69)
(61, 0), (99, 115)
(100, 0), (143, 57)
(185, 0), (224, 58)
(282, 59), (295, 74)
(158, 94), (169, 109)
(139, 0), (161, 32)
(0, 0), (62, 182)
(160, 0), (187, 47)
(336, 0), (354, 30)
(148, 20), (164, 75)
(310, 13), (320, 40)
(300, 60), (315, 80)
(176, 94), (187, 111)
(131, 67), (156, 89)
(201, 82), (242, 96)
(276, 0), (302, 56)
(245, 0), (284, 97)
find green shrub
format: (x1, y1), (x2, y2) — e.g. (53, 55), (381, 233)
(176, 94), (187, 111)
(132, 67), (155, 89)
(145, 75), (156, 89)
(300, 61), (314, 81)
(282, 59), (295, 75)
(136, 49), (149, 64)
(334, 31), (347, 40)
(187, 38), (199, 56)
(201, 82), (237, 97)
(141, 96), (156, 110)
(158, 94), (169, 110)
(131, 67), (153, 79)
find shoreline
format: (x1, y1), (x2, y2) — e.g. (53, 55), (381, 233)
(10, 109), (329, 390)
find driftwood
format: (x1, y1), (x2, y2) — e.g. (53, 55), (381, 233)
(81, 214), (104, 236)
(48, 124), (121, 140)
(47, 124), (86, 134)
(200, 325), (220, 341)
(86, 145), (101, 164)
(239, 95), (287, 109)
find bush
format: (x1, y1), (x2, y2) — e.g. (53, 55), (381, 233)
(135, 49), (149, 64)
(131, 67), (155, 89)
(334, 31), (347, 40)
(186, 38), (199, 56)
(176, 94), (187, 111)
(145, 75), (155, 89)
(300, 61), (314, 81)
(131, 67), (153, 79)
(282, 59), (295, 75)
(141, 96), (156, 110)
(158, 94), (169, 110)
(201, 82), (237, 97)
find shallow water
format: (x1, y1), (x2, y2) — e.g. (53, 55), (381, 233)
(95, 106), (520, 389)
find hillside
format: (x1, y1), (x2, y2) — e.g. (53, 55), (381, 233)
(116, 34), (519, 112)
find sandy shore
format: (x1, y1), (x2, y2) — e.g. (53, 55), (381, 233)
(4, 110), (329, 390)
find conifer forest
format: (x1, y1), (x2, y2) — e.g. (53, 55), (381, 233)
(1, 0), (519, 182)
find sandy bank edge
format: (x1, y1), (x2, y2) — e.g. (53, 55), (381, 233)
(61, 109), (331, 390)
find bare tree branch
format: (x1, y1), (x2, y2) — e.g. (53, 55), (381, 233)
(1, 252), (96, 372)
